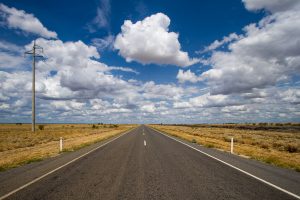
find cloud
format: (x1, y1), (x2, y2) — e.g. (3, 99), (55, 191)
(242, 0), (300, 12)
(87, 0), (111, 32)
(51, 101), (85, 111)
(1, 60), (299, 123)
(20, 38), (139, 102)
(0, 103), (10, 110)
(0, 40), (27, 69)
(0, 40), (23, 52)
(92, 34), (115, 51)
(1, 1), (300, 123)
(197, 1), (300, 94)
(221, 105), (248, 113)
(279, 89), (300, 104)
(0, 71), (32, 96)
(0, 52), (25, 69)
(0, 3), (57, 38)
(174, 93), (239, 109)
(169, 87), (300, 123)
(1, 37), (202, 123)
(108, 66), (139, 74)
(142, 81), (197, 100)
(27, 39), (100, 69)
(197, 33), (240, 53)
(141, 104), (156, 113)
(114, 13), (199, 67)
(177, 69), (200, 83)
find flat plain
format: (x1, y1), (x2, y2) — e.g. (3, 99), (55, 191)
(150, 123), (300, 171)
(1, 125), (299, 200)
(0, 124), (136, 171)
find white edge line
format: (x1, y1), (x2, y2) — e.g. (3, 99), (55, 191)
(0, 128), (135, 200)
(149, 127), (300, 200)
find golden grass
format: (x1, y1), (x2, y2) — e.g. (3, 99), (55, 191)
(0, 124), (137, 171)
(150, 124), (300, 172)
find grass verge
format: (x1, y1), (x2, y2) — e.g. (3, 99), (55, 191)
(150, 124), (300, 172)
(0, 124), (136, 171)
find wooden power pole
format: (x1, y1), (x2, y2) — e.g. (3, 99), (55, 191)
(25, 40), (43, 132)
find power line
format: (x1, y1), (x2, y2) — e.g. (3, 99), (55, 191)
(25, 40), (44, 132)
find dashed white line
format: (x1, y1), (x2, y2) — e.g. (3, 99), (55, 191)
(144, 140), (147, 146)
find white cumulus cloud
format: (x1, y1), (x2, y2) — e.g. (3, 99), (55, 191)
(198, 1), (300, 94)
(177, 69), (200, 83)
(0, 37), (203, 123)
(114, 13), (198, 67)
(0, 3), (57, 38)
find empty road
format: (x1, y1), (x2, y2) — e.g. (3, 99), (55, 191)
(0, 125), (299, 200)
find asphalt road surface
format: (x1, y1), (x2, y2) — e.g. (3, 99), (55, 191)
(0, 125), (299, 200)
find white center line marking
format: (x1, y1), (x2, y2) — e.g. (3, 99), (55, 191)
(150, 127), (300, 200)
(144, 140), (147, 146)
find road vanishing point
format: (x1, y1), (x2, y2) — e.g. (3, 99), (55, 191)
(0, 125), (299, 200)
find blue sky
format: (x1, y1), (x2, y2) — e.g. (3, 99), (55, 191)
(0, 0), (299, 123)
(1, 0), (264, 84)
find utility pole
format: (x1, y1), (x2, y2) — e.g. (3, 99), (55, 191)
(25, 40), (43, 132)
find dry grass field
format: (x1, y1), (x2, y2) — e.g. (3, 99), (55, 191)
(0, 123), (136, 171)
(150, 124), (300, 171)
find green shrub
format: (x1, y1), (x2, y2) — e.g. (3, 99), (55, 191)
(205, 143), (215, 148)
(285, 144), (299, 153)
(224, 137), (238, 143)
(258, 123), (268, 126)
(260, 143), (269, 149)
(224, 137), (231, 142)
(109, 124), (118, 128)
(264, 156), (279, 164)
(38, 125), (45, 130)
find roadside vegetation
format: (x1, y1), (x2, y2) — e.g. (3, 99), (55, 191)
(0, 124), (136, 171)
(150, 123), (300, 172)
